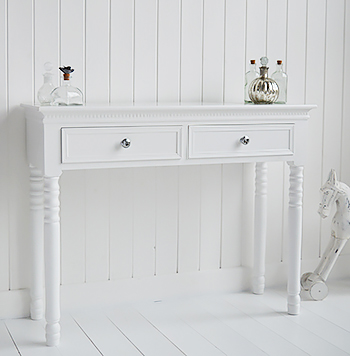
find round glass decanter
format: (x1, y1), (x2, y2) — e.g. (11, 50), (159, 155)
(51, 66), (83, 106)
(37, 62), (55, 105)
(249, 57), (279, 104)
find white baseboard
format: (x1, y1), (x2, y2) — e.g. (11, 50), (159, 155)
(0, 289), (30, 319)
(0, 267), (250, 319)
(60, 267), (251, 312)
(1, 255), (349, 320)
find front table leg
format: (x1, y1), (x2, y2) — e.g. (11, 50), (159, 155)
(44, 176), (61, 346)
(287, 163), (304, 315)
(252, 162), (268, 294)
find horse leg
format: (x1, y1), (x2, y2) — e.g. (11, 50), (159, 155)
(301, 234), (348, 300)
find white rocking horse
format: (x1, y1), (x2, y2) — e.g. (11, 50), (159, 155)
(301, 169), (350, 300)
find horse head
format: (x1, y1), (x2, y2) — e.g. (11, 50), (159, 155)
(318, 169), (339, 219)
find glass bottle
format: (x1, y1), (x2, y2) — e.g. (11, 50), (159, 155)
(271, 60), (288, 104)
(51, 66), (83, 106)
(249, 57), (279, 104)
(244, 59), (259, 103)
(37, 62), (55, 105)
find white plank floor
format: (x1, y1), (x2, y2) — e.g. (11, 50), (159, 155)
(2, 279), (350, 355)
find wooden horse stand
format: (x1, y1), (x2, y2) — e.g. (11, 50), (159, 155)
(301, 169), (350, 300)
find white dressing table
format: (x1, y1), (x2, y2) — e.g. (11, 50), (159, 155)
(23, 103), (315, 346)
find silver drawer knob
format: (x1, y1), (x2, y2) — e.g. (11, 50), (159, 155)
(240, 135), (250, 145)
(121, 138), (131, 149)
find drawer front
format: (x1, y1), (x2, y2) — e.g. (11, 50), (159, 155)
(189, 124), (294, 159)
(61, 126), (182, 163)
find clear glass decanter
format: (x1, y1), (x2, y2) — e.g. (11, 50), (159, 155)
(37, 62), (55, 105)
(271, 60), (288, 104)
(51, 66), (83, 106)
(249, 57), (279, 104)
(244, 59), (259, 103)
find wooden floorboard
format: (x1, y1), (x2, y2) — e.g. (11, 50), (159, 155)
(2, 280), (350, 355)
(0, 320), (19, 356)
(159, 299), (267, 356)
(4, 318), (61, 356)
(137, 301), (226, 356)
(107, 306), (186, 355)
(72, 310), (143, 356)
(197, 295), (308, 356)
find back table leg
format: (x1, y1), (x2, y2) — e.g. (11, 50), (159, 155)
(252, 162), (268, 295)
(44, 176), (61, 346)
(29, 166), (44, 320)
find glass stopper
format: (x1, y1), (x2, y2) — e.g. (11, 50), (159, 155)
(44, 62), (53, 72)
(260, 56), (268, 66)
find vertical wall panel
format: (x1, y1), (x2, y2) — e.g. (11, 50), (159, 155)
(60, 0), (85, 96)
(60, 0), (86, 285)
(285, 0), (307, 104)
(0, 0), (9, 291)
(85, 170), (110, 282)
(302, 0), (326, 261)
(322, 0), (344, 177)
(320, 0), (345, 253)
(341, 2), (350, 255)
(155, 167), (178, 275)
(85, 0), (110, 103)
(241, 163), (255, 268)
(180, 0), (203, 102)
(202, 0), (225, 102)
(221, 164), (243, 268)
(200, 165), (221, 271)
(134, 0), (157, 102)
(34, 0), (59, 103)
(342, 0), (350, 181)
(266, 0), (287, 65)
(265, 165), (284, 264)
(224, 0), (245, 103)
(157, 0), (181, 102)
(109, 169), (134, 280)
(7, 0), (33, 290)
(264, 0), (287, 265)
(178, 166), (201, 273)
(133, 168), (156, 278)
(322, 0), (345, 180)
(245, 0), (267, 67)
(60, 171), (86, 284)
(110, 0), (134, 103)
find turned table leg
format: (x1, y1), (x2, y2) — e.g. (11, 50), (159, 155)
(29, 166), (44, 320)
(44, 176), (61, 346)
(287, 163), (304, 315)
(252, 162), (268, 294)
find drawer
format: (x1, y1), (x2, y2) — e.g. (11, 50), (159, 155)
(61, 126), (182, 163)
(189, 124), (294, 159)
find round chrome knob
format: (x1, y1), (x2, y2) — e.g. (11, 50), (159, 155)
(121, 138), (131, 149)
(240, 135), (250, 145)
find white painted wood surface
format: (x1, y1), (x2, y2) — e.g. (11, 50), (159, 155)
(0, 0), (350, 320)
(0, 0), (9, 293)
(4, 280), (350, 355)
(24, 104), (313, 345)
(321, 0), (346, 256)
(252, 162), (268, 295)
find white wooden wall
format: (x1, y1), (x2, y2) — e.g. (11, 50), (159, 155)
(0, 0), (350, 310)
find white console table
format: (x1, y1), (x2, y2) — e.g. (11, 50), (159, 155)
(23, 103), (315, 346)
